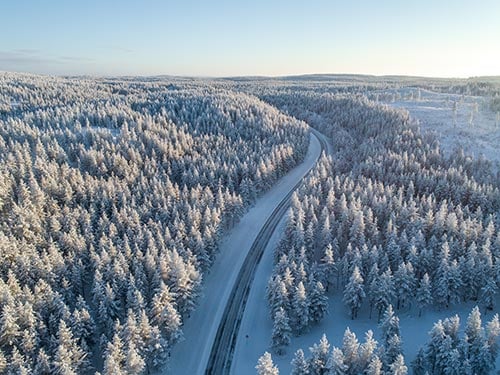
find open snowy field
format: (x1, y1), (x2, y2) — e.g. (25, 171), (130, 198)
(380, 88), (500, 165)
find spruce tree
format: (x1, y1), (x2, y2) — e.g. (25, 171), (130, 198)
(308, 281), (328, 323)
(292, 282), (310, 334)
(388, 354), (407, 375)
(343, 266), (365, 319)
(291, 349), (309, 375)
(327, 348), (347, 375)
(308, 334), (330, 375)
(271, 307), (292, 355)
(416, 273), (432, 317)
(256, 352), (279, 375)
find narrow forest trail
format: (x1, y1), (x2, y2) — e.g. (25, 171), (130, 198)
(163, 130), (326, 375)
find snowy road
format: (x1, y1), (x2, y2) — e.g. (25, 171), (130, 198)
(206, 130), (328, 374)
(164, 130), (326, 375)
(230, 129), (332, 374)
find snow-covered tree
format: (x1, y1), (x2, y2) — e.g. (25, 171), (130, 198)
(291, 349), (310, 375)
(256, 352), (279, 375)
(271, 307), (292, 355)
(292, 282), (310, 333)
(388, 354), (407, 375)
(308, 334), (330, 375)
(309, 281), (328, 323)
(327, 348), (347, 375)
(343, 266), (365, 319)
(416, 273), (432, 316)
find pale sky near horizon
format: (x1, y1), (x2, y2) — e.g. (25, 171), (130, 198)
(1, 0), (499, 78)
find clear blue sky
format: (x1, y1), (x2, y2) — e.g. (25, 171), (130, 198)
(1, 0), (499, 77)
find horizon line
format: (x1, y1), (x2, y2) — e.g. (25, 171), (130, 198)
(1, 69), (499, 81)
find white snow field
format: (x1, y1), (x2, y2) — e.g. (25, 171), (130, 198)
(382, 88), (500, 165)
(163, 132), (322, 375)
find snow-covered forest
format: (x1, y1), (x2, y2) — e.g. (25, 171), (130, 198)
(252, 88), (500, 373)
(0, 72), (309, 374)
(1, 71), (499, 375)
(257, 306), (500, 375)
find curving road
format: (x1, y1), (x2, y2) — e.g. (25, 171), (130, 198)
(205, 129), (329, 374)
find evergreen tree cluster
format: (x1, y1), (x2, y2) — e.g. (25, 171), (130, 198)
(413, 307), (500, 375)
(264, 91), (500, 348)
(0, 73), (309, 373)
(265, 306), (500, 375)
(260, 305), (408, 375)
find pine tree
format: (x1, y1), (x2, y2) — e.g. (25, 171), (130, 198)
(411, 348), (426, 375)
(308, 281), (328, 324)
(103, 333), (126, 375)
(0, 301), (20, 347)
(416, 273), (432, 317)
(366, 355), (383, 375)
(125, 341), (145, 375)
(308, 334), (330, 375)
(256, 352), (279, 375)
(384, 334), (403, 371)
(271, 307), (292, 355)
(71, 296), (96, 346)
(380, 305), (400, 345)
(0, 349), (6, 374)
(32, 348), (51, 374)
(486, 314), (500, 360)
(151, 283), (182, 345)
(343, 266), (365, 319)
(319, 244), (336, 290)
(327, 348), (347, 375)
(371, 269), (395, 320)
(358, 330), (377, 371)
(435, 254), (451, 308)
(465, 306), (485, 370)
(8, 346), (29, 375)
(291, 349), (309, 375)
(444, 349), (462, 375)
(342, 328), (360, 374)
(424, 320), (448, 374)
(292, 281), (310, 333)
(394, 262), (415, 310)
(268, 277), (290, 319)
(53, 320), (86, 375)
(479, 276), (497, 311)
(388, 354), (407, 375)
(448, 260), (463, 305)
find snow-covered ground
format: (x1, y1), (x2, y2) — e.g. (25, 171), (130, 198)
(381, 88), (500, 165)
(231, 215), (286, 374)
(234, 280), (500, 374)
(162, 133), (321, 375)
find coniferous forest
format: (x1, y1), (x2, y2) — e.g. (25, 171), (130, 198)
(0, 73), (309, 374)
(254, 89), (500, 374)
(0, 72), (499, 374)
